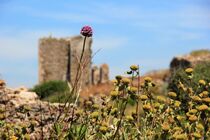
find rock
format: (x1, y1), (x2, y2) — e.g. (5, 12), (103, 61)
(170, 50), (210, 71)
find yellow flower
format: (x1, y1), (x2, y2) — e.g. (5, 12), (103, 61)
(199, 91), (209, 98)
(121, 78), (130, 85)
(99, 126), (108, 134)
(125, 115), (134, 122)
(176, 115), (186, 121)
(185, 68), (193, 74)
(188, 115), (197, 122)
(162, 123), (170, 131)
(193, 132), (202, 138)
(156, 96), (166, 103)
(139, 95), (148, 101)
(196, 123), (204, 131)
(143, 104), (152, 111)
(188, 109), (198, 115)
(168, 92), (177, 98)
(90, 111), (99, 118)
(197, 104), (208, 111)
(110, 91), (119, 98)
(174, 101), (181, 107)
(199, 79), (206, 86)
(154, 102), (161, 109)
(130, 65), (139, 71)
(191, 96), (202, 102)
(203, 98), (210, 103)
(144, 76), (152, 82)
(115, 75), (122, 81)
(110, 108), (118, 115)
(175, 133), (187, 140)
(129, 86), (138, 93)
(10, 136), (18, 140)
(173, 127), (182, 132)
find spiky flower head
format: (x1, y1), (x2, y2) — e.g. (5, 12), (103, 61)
(80, 26), (93, 37)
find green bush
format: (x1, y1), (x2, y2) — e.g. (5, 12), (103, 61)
(31, 80), (70, 102)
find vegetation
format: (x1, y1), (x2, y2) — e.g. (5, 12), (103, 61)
(1, 64), (210, 139)
(31, 80), (70, 102)
(190, 49), (210, 57)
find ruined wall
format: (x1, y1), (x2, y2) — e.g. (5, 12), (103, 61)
(100, 64), (109, 84)
(39, 35), (108, 88)
(91, 65), (100, 85)
(66, 36), (92, 86)
(39, 37), (69, 83)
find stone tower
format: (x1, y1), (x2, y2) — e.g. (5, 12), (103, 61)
(38, 35), (92, 87)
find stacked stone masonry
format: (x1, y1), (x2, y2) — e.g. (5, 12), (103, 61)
(39, 35), (109, 88)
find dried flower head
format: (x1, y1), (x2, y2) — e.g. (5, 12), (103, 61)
(80, 26), (93, 37)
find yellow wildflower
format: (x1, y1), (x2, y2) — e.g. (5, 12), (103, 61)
(168, 92), (177, 98)
(10, 136), (18, 140)
(144, 76), (152, 82)
(143, 104), (152, 111)
(130, 65), (139, 71)
(203, 98), (210, 103)
(199, 79), (206, 86)
(185, 68), (193, 74)
(193, 132), (202, 138)
(188, 115), (197, 122)
(197, 104), (208, 111)
(140, 95), (148, 101)
(191, 96), (202, 102)
(196, 123), (204, 131)
(162, 123), (170, 131)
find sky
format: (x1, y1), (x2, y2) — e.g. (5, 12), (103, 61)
(0, 0), (210, 88)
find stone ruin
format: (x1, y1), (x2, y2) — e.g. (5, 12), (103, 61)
(170, 50), (210, 72)
(38, 35), (109, 87)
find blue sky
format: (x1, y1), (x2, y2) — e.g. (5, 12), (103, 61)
(0, 0), (210, 87)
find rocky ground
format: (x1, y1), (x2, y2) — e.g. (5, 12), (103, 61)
(0, 80), (73, 139)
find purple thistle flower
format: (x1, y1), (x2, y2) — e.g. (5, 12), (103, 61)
(80, 26), (93, 37)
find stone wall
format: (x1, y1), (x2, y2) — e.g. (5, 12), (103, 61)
(39, 35), (109, 88)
